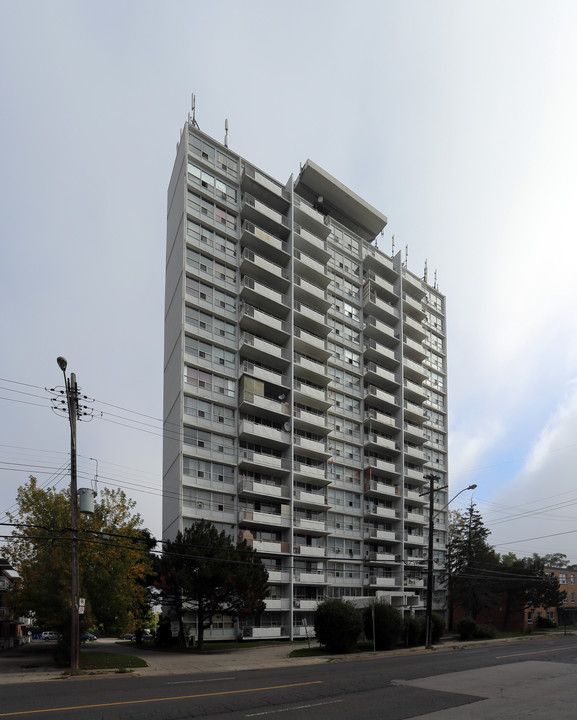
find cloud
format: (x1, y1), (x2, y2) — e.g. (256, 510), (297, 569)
(483, 380), (577, 561)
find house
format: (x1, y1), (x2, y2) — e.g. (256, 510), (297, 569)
(0, 558), (31, 649)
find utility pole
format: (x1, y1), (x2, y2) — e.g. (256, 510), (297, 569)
(57, 357), (80, 673)
(424, 473), (439, 650)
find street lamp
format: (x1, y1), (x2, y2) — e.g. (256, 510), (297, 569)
(57, 356), (80, 673)
(423, 476), (477, 649)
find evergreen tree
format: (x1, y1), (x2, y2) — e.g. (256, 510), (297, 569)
(154, 520), (268, 649)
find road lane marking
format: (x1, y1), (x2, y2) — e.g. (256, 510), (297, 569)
(167, 675), (236, 684)
(246, 700), (343, 716)
(0, 681), (323, 717)
(496, 645), (577, 659)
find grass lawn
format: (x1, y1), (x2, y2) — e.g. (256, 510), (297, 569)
(80, 651), (148, 671)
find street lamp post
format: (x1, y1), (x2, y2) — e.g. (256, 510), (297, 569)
(423, 476), (477, 649)
(57, 356), (80, 673)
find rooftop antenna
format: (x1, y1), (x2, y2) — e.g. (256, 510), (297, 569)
(434, 269), (438, 290)
(190, 93), (200, 129)
(423, 259), (428, 283)
(224, 118), (229, 148)
(404, 244), (409, 268)
(391, 234), (395, 258)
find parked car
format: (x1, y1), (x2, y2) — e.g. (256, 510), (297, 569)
(41, 631), (61, 641)
(81, 632), (97, 642)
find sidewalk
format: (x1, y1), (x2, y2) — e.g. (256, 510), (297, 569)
(0, 633), (563, 685)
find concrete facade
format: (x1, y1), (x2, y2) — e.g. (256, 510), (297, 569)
(163, 118), (448, 640)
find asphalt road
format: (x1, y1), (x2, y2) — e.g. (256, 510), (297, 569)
(2, 636), (577, 719)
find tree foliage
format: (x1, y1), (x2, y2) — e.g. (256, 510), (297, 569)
(4, 476), (153, 636)
(314, 598), (362, 653)
(154, 520), (268, 649)
(448, 503), (567, 630)
(447, 503), (500, 622)
(363, 600), (403, 650)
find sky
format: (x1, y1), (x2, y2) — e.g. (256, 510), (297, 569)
(2, 0), (577, 563)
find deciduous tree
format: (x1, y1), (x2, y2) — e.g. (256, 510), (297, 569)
(5, 476), (153, 637)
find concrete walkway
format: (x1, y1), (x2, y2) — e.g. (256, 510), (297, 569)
(0, 633), (562, 685)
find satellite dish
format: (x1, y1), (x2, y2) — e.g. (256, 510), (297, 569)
(283, 421), (291, 432)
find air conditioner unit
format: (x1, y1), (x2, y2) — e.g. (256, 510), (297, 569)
(197, 501), (204, 508)
(294, 600), (301, 608)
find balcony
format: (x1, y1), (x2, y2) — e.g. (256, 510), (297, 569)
(365, 479), (400, 499)
(402, 268), (427, 300)
(362, 244), (396, 276)
(404, 466), (424, 482)
(267, 570), (290, 583)
(293, 434), (331, 459)
(364, 361), (399, 390)
(240, 305), (290, 345)
(294, 327), (331, 360)
(293, 196), (331, 239)
(238, 420), (290, 448)
(293, 462), (327, 483)
(239, 477), (289, 500)
(294, 353), (328, 386)
(293, 248), (330, 288)
(364, 528), (397, 542)
(239, 391), (289, 421)
(404, 444), (426, 463)
(405, 511), (426, 525)
(264, 598), (291, 611)
(403, 313), (427, 342)
(363, 287), (399, 324)
(364, 504), (399, 521)
(240, 248), (290, 290)
(242, 193), (290, 237)
(240, 277), (289, 317)
(365, 385), (399, 411)
(364, 575), (397, 588)
(364, 432), (399, 454)
(404, 357), (428, 383)
(238, 449), (291, 474)
(241, 220), (289, 262)
(403, 378), (427, 403)
(294, 275), (331, 312)
(404, 576), (425, 588)
(250, 539), (291, 554)
(293, 599), (320, 611)
(363, 339), (399, 368)
(241, 361), (289, 390)
(404, 400), (426, 423)
(403, 337), (427, 363)
(241, 164), (289, 210)
(365, 551), (398, 564)
(239, 509), (291, 528)
(364, 408), (400, 432)
(402, 292), (426, 320)
(293, 222), (331, 263)
(294, 407), (329, 433)
(294, 301), (328, 336)
(294, 571), (327, 584)
(293, 544), (326, 558)
(364, 316), (399, 347)
(294, 380), (331, 410)
(294, 488), (328, 508)
(239, 333), (290, 369)
(404, 421), (426, 443)
(293, 517), (328, 533)
(365, 455), (400, 477)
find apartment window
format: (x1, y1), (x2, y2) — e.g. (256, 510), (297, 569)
(183, 457), (234, 484)
(560, 573), (567, 584)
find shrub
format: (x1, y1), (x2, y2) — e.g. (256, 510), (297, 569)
(363, 601), (403, 650)
(536, 616), (557, 629)
(314, 599), (362, 653)
(456, 616), (477, 641)
(403, 615), (425, 647)
(430, 613), (446, 644)
(474, 624), (496, 639)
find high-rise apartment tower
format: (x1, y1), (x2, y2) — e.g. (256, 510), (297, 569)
(163, 115), (448, 640)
